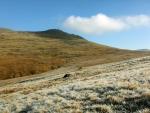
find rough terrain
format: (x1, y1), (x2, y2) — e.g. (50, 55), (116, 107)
(0, 56), (150, 113)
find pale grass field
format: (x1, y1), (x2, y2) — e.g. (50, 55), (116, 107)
(0, 56), (150, 113)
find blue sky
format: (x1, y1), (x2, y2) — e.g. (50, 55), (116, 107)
(0, 0), (150, 49)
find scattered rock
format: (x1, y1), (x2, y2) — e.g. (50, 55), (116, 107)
(63, 74), (71, 78)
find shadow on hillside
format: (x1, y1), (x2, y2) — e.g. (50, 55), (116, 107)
(55, 86), (150, 113)
(88, 86), (150, 113)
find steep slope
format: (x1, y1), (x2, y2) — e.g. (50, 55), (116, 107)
(0, 28), (149, 80)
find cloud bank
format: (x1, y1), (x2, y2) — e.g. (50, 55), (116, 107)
(64, 13), (150, 35)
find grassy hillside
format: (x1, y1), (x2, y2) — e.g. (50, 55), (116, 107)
(0, 28), (149, 80)
(0, 56), (150, 113)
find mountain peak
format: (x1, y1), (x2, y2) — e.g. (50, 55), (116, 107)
(33, 29), (85, 40)
(43, 29), (65, 33)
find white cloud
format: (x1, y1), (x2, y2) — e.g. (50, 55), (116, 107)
(64, 13), (150, 35)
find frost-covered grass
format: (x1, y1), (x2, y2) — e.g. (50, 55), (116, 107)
(0, 56), (150, 113)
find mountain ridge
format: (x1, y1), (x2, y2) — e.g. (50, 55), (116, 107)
(17, 29), (85, 40)
(137, 49), (150, 52)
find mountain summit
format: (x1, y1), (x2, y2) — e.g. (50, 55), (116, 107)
(32, 29), (84, 40)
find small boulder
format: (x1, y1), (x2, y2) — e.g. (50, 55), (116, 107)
(63, 74), (71, 78)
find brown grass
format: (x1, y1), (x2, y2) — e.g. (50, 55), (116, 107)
(0, 29), (149, 80)
(0, 56), (64, 80)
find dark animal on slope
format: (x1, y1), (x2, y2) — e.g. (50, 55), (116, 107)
(63, 74), (71, 78)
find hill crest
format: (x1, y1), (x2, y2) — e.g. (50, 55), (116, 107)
(29, 29), (85, 40)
